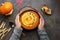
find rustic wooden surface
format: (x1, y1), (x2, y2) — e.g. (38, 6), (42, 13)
(0, 0), (60, 40)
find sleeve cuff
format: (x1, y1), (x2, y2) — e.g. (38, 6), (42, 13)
(37, 29), (47, 34)
(13, 27), (23, 36)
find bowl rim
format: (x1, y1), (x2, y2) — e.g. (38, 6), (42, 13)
(19, 9), (40, 18)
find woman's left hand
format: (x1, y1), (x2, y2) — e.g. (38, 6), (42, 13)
(15, 13), (22, 28)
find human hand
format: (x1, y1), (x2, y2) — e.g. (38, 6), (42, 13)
(38, 13), (44, 30)
(15, 13), (22, 28)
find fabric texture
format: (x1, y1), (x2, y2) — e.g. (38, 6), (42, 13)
(9, 27), (23, 40)
(9, 27), (49, 40)
(37, 29), (50, 40)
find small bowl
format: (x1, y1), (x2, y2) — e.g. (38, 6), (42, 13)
(19, 7), (40, 30)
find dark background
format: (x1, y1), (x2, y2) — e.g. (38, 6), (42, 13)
(0, 0), (60, 40)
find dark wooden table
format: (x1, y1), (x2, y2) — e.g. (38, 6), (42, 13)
(0, 0), (60, 40)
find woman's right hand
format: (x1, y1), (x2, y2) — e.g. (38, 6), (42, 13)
(38, 13), (45, 30)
